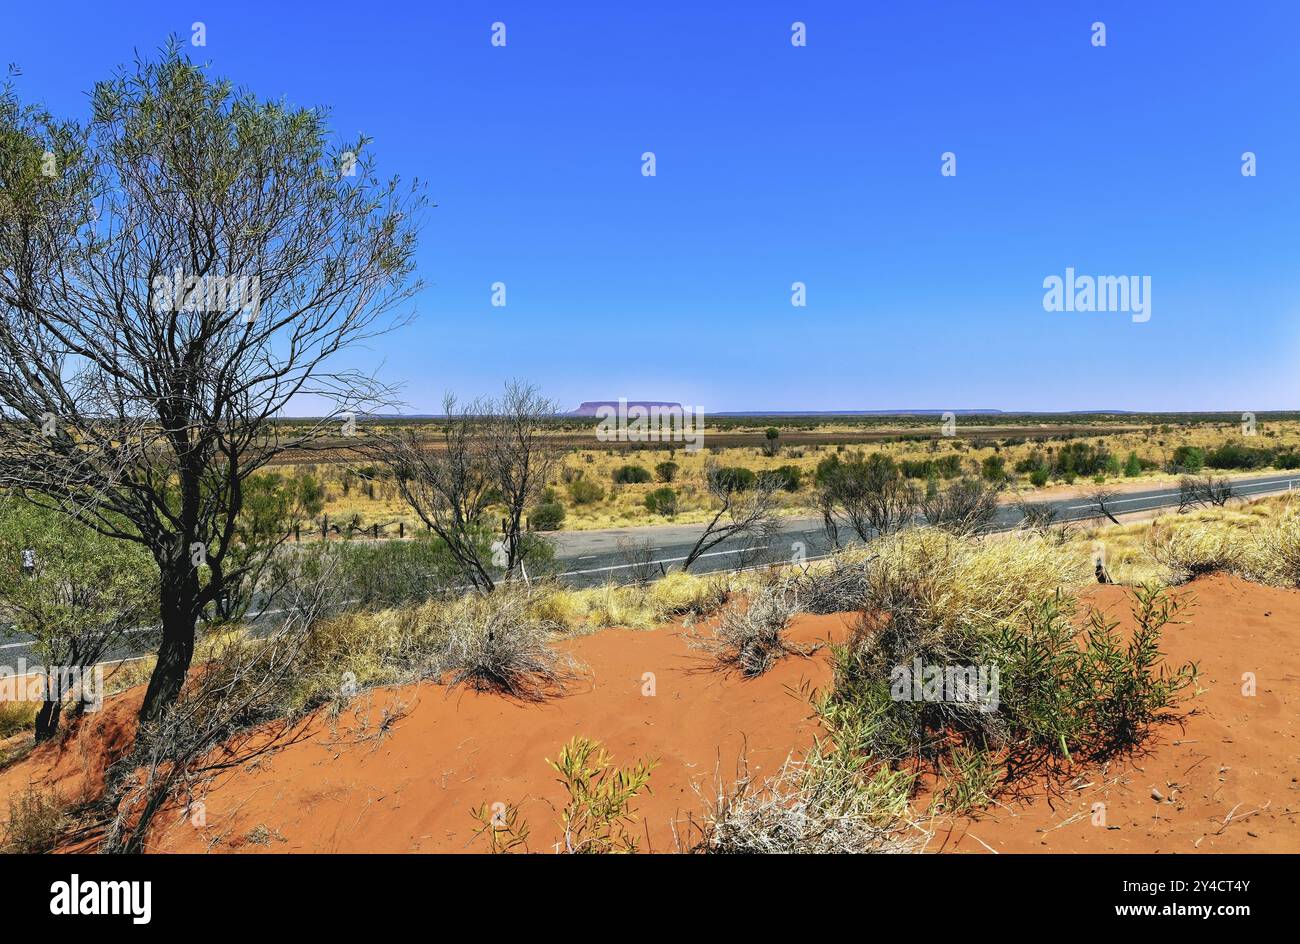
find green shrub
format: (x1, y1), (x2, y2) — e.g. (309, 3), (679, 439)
(530, 502), (566, 531)
(814, 534), (1193, 781)
(644, 487), (678, 516)
(992, 587), (1196, 761)
(821, 576), (1194, 783)
(654, 461), (679, 483)
(936, 454), (964, 479)
(980, 455), (1006, 482)
(1171, 445), (1205, 473)
(1015, 451), (1047, 475)
(612, 465), (652, 485)
(709, 466), (756, 492)
(472, 736), (657, 854)
(1123, 451), (1142, 477)
(567, 478), (605, 505)
(933, 746), (1003, 815)
(1053, 441), (1112, 478)
(904, 455), (965, 480)
(1206, 443), (1272, 470)
(330, 532), (479, 607)
(814, 454), (843, 487)
(1029, 468), (1050, 488)
(765, 465), (802, 492)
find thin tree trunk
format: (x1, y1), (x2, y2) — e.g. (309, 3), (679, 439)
(680, 506), (730, 572)
(139, 563), (199, 723)
(33, 699), (62, 743)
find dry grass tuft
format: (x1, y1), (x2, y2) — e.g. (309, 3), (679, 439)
(1, 786), (69, 853)
(693, 746), (922, 854)
(691, 577), (808, 677)
(862, 527), (1091, 643)
(0, 701), (38, 740)
(1246, 503), (1300, 587)
(1069, 493), (1300, 587)
(433, 587), (576, 700)
(1147, 521), (1245, 584)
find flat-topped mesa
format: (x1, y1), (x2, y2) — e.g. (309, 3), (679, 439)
(571, 400), (683, 417)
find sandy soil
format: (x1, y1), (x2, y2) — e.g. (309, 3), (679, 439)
(1, 575), (1295, 853)
(938, 575), (1299, 853)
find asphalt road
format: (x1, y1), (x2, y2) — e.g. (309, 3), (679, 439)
(548, 471), (1300, 587)
(3, 471), (1296, 667)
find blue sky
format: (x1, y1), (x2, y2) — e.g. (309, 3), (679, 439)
(4, 1), (1299, 412)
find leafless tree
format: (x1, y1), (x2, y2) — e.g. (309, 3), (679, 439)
(1087, 486), (1122, 525)
(0, 48), (424, 722)
(680, 462), (781, 572)
(1201, 475), (1232, 507)
(482, 382), (562, 577)
(374, 382), (560, 591)
(1201, 474), (1234, 507)
(1015, 497), (1059, 533)
(617, 536), (661, 583)
(817, 487), (842, 549)
(1177, 474), (1233, 512)
(378, 395), (497, 591)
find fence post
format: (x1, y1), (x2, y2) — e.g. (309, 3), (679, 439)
(399, 521), (404, 539)
(294, 524), (300, 542)
(372, 523), (379, 540)
(321, 514), (328, 540)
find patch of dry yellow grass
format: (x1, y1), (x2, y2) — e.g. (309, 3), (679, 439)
(1069, 493), (1300, 587)
(868, 527), (1092, 637)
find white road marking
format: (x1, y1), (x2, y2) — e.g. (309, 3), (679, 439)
(562, 476), (1299, 578)
(1063, 477), (1296, 511)
(558, 545), (752, 577)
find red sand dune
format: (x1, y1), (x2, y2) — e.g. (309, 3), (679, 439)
(1, 574), (1295, 853)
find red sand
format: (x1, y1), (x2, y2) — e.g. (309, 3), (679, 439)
(1, 574), (1295, 853)
(938, 575), (1300, 853)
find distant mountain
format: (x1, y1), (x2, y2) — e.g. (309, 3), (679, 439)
(710, 409), (1003, 416)
(282, 407), (1158, 421)
(706, 409), (1141, 416)
(570, 400), (684, 417)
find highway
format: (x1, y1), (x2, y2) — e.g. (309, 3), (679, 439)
(2, 471), (1296, 667)
(548, 471), (1300, 587)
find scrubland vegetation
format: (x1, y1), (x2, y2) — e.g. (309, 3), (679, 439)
(1, 45), (1295, 856)
(4, 484), (1299, 853)
(279, 415), (1300, 533)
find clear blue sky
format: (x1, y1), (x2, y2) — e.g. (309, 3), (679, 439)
(5, 1), (1299, 412)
